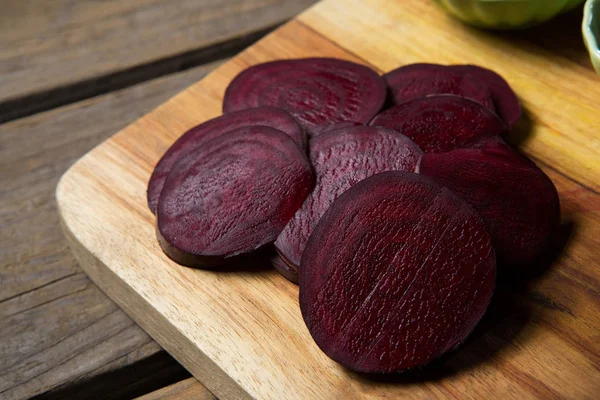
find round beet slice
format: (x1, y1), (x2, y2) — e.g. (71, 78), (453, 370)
(157, 126), (314, 268)
(418, 138), (560, 266)
(370, 95), (507, 153)
(450, 65), (521, 128)
(313, 121), (363, 136)
(300, 171), (496, 373)
(222, 58), (386, 136)
(147, 107), (305, 214)
(383, 63), (495, 112)
(274, 126), (422, 281)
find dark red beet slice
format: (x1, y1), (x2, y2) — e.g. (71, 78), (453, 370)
(275, 126), (422, 280)
(222, 58), (386, 136)
(147, 107), (305, 214)
(370, 95), (507, 153)
(418, 137), (560, 266)
(270, 252), (298, 284)
(383, 63), (495, 112)
(314, 121), (363, 136)
(156, 126), (314, 268)
(450, 65), (521, 127)
(300, 171), (495, 373)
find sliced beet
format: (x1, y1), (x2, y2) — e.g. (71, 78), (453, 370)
(156, 126), (314, 268)
(300, 171), (495, 373)
(370, 95), (507, 153)
(275, 126), (422, 280)
(222, 58), (386, 136)
(450, 65), (521, 127)
(270, 252), (299, 284)
(418, 137), (560, 266)
(147, 107), (305, 214)
(314, 121), (363, 136)
(383, 63), (495, 112)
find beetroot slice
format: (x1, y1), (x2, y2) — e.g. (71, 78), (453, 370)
(222, 58), (386, 136)
(383, 64), (495, 112)
(300, 171), (495, 373)
(274, 126), (422, 280)
(450, 65), (521, 127)
(418, 137), (560, 266)
(156, 126), (314, 268)
(271, 252), (298, 284)
(147, 107), (305, 214)
(370, 95), (507, 153)
(314, 121), (363, 136)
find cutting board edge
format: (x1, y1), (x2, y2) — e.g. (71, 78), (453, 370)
(55, 170), (252, 400)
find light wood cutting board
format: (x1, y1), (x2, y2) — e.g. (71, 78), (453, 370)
(57, 1), (600, 398)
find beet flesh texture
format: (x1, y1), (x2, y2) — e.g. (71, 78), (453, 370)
(274, 126), (422, 281)
(370, 95), (507, 153)
(156, 126), (314, 268)
(147, 106), (305, 214)
(418, 138), (560, 266)
(314, 121), (363, 136)
(383, 63), (495, 112)
(222, 58), (386, 137)
(450, 65), (521, 128)
(300, 171), (495, 373)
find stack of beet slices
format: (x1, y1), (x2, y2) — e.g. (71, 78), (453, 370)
(147, 58), (560, 374)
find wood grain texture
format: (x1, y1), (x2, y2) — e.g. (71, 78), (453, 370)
(0, 62), (220, 400)
(136, 377), (216, 400)
(32, 352), (191, 400)
(56, 2), (600, 399)
(0, 0), (316, 108)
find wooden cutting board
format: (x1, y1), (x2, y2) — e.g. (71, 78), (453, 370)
(57, 1), (600, 398)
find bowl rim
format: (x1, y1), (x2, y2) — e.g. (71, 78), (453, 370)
(583, 0), (600, 73)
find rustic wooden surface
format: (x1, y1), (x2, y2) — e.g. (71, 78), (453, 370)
(0, 63), (225, 400)
(0, 0), (317, 122)
(55, 1), (600, 399)
(136, 378), (216, 400)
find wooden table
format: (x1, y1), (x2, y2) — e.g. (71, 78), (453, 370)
(0, 1), (594, 399)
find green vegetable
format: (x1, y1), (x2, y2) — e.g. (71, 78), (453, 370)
(435, 0), (585, 29)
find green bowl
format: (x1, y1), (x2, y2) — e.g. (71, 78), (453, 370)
(435, 0), (585, 29)
(583, 0), (600, 73)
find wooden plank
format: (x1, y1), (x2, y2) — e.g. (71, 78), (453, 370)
(0, 62), (221, 400)
(0, 0), (317, 118)
(32, 353), (192, 400)
(55, 7), (600, 399)
(136, 378), (216, 400)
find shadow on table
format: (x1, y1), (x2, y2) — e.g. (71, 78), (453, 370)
(498, 4), (591, 68)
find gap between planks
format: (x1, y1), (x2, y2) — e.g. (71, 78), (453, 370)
(0, 27), (271, 124)
(0, 61), (223, 400)
(0, 0), (319, 123)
